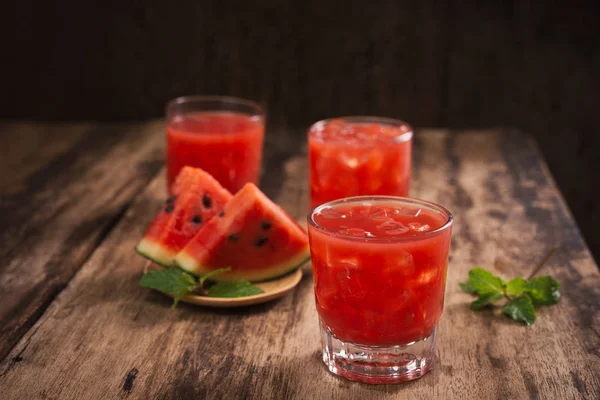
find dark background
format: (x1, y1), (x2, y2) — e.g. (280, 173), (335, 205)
(2, 1), (599, 261)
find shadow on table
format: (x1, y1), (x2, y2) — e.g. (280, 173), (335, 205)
(63, 263), (287, 331)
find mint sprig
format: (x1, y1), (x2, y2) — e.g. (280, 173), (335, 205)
(460, 247), (560, 325)
(139, 267), (264, 308)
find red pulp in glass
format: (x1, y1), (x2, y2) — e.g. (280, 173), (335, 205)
(167, 112), (264, 193)
(308, 199), (452, 346)
(309, 119), (412, 208)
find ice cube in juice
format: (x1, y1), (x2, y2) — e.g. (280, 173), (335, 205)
(308, 197), (452, 346)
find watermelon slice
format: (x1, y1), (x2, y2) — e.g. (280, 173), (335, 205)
(136, 167), (232, 266)
(175, 183), (310, 282)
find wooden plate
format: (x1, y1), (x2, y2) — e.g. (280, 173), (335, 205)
(143, 262), (303, 308)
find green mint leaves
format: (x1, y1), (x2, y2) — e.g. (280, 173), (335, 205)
(470, 292), (504, 310)
(502, 295), (536, 325)
(207, 281), (264, 298)
(139, 267), (264, 308)
(140, 268), (198, 308)
(527, 276), (561, 305)
(460, 267), (560, 325)
(459, 268), (505, 296)
(504, 277), (528, 296)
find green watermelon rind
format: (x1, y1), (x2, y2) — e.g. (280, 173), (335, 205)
(135, 238), (178, 268)
(175, 248), (311, 283)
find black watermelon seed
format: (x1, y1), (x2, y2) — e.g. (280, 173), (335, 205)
(261, 221), (272, 230)
(191, 215), (203, 224)
(203, 193), (212, 208)
(228, 233), (240, 242)
(255, 237), (268, 247)
(166, 195), (176, 204)
(218, 211), (225, 217)
(164, 205), (175, 213)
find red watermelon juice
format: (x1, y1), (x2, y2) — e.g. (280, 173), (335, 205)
(307, 196), (453, 384)
(166, 96), (265, 193)
(308, 117), (412, 208)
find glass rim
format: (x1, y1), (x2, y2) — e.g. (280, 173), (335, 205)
(308, 115), (413, 144)
(307, 196), (453, 242)
(166, 95), (265, 116)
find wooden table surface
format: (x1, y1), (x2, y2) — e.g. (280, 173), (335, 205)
(0, 121), (598, 399)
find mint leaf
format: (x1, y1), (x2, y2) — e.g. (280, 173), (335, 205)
(460, 268), (505, 296)
(459, 281), (476, 294)
(140, 268), (198, 308)
(462, 246), (561, 326)
(526, 276), (560, 305)
(471, 292), (504, 310)
(199, 267), (232, 284)
(207, 280), (264, 298)
(502, 295), (536, 325)
(505, 277), (528, 296)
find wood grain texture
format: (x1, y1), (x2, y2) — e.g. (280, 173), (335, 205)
(0, 129), (598, 399)
(0, 121), (165, 362)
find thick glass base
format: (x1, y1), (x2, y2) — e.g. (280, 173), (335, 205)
(320, 321), (436, 384)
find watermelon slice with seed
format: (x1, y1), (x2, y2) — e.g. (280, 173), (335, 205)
(175, 183), (310, 282)
(136, 167), (232, 266)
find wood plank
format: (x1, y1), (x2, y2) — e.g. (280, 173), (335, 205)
(0, 121), (165, 362)
(0, 122), (89, 194)
(0, 129), (598, 399)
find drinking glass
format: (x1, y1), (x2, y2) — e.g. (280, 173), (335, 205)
(308, 116), (413, 208)
(166, 95), (265, 193)
(307, 196), (453, 384)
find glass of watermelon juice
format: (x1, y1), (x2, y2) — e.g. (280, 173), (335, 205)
(307, 196), (453, 384)
(166, 96), (265, 194)
(308, 117), (413, 209)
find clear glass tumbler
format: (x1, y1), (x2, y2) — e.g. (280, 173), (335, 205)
(166, 95), (265, 194)
(307, 196), (453, 384)
(308, 116), (413, 209)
